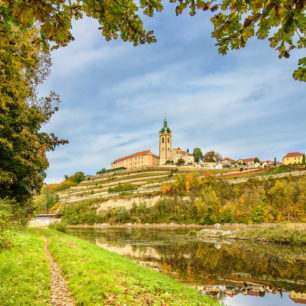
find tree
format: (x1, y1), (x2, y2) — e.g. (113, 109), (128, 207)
(203, 151), (222, 162)
(67, 172), (85, 184)
(0, 27), (66, 210)
(176, 158), (185, 166)
(254, 157), (260, 164)
(1, 1), (304, 81)
(303, 154), (306, 164)
(274, 157), (277, 167)
(192, 148), (203, 162)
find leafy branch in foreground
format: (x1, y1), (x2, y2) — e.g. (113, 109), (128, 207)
(173, 0), (306, 81)
(1, 0), (305, 81)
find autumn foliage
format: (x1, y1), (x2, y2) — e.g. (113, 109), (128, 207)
(159, 173), (306, 224)
(101, 173), (306, 225)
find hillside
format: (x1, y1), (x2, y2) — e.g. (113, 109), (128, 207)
(35, 164), (306, 226)
(50, 167), (229, 205)
(44, 165), (306, 207)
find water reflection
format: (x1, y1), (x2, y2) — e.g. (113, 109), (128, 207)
(69, 228), (306, 305)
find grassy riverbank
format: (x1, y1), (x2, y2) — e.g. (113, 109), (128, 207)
(0, 231), (49, 305)
(227, 223), (306, 245)
(198, 223), (306, 245)
(0, 229), (218, 305)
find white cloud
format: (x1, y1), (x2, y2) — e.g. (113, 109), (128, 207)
(41, 10), (306, 184)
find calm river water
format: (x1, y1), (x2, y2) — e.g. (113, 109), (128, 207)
(68, 227), (306, 305)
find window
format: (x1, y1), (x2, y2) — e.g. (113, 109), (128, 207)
(162, 137), (164, 143)
(167, 138), (170, 143)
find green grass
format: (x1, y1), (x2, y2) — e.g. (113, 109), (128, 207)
(0, 229), (218, 305)
(43, 229), (218, 305)
(0, 230), (49, 305)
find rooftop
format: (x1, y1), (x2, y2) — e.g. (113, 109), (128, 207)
(160, 117), (171, 133)
(242, 158), (255, 163)
(222, 157), (234, 162)
(174, 147), (188, 155)
(112, 150), (158, 164)
(283, 152), (304, 158)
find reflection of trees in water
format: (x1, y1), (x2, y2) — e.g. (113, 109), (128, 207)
(155, 241), (306, 292)
(69, 228), (306, 292)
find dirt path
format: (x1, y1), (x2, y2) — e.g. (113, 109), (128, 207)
(44, 239), (75, 306)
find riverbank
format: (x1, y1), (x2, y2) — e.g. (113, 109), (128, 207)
(197, 223), (306, 245)
(0, 229), (218, 305)
(68, 223), (306, 245)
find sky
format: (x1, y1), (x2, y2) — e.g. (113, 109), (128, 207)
(39, 4), (306, 184)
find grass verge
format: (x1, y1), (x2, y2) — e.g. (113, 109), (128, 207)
(0, 230), (49, 305)
(43, 229), (218, 305)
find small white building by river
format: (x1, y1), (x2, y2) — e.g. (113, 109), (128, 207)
(28, 214), (62, 227)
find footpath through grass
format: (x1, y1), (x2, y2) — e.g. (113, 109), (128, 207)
(0, 229), (218, 305)
(0, 231), (49, 306)
(43, 228), (218, 305)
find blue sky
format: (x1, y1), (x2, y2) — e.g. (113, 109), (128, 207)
(39, 5), (306, 183)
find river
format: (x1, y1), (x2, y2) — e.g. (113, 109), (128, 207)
(68, 227), (306, 305)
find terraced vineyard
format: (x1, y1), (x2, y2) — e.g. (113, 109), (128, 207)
(45, 165), (306, 219)
(55, 167), (229, 204)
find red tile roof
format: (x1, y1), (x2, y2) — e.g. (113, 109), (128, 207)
(222, 157), (234, 162)
(283, 152), (304, 158)
(291, 298), (306, 304)
(112, 150), (155, 164)
(247, 291), (260, 296)
(174, 147), (188, 155)
(242, 158), (255, 163)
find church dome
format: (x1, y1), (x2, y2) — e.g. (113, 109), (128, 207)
(160, 118), (171, 133)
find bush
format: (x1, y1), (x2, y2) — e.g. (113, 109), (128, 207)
(176, 158), (185, 166)
(108, 184), (138, 193)
(61, 200), (101, 225)
(49, 180), (76, 192)
(0, 198), (27, 231)
(48, 221), (68, 233)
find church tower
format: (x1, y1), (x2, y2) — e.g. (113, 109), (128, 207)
(159, 117), (172, 165)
